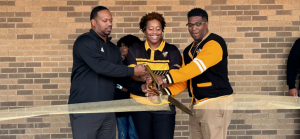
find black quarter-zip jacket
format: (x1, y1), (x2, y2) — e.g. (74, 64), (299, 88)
(69, 29), (141, 104)
(287, 38), (300, 90)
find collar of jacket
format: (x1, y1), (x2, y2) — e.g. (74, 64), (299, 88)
(144, 40), (165, 52)
(89, 29), (112, 43)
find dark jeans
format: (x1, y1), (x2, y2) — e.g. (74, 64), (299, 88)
(116, 115), (138, 139)
(131, 111), (176, 139)
(69, 113), (116, 139)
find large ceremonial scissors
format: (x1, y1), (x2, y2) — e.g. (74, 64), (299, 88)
(145, 65), (194, 116)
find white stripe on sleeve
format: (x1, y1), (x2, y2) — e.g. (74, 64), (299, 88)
(193, 58), (204, 73)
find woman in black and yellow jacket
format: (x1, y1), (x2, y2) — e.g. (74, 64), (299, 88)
(125, 12), (182, 139)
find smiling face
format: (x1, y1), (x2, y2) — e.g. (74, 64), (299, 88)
(144, 19), (163, 47)
(91, 9), (113, 41)
(187, 16), (209, 42)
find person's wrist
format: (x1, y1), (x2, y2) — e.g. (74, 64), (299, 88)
(162, 75), (167, 84)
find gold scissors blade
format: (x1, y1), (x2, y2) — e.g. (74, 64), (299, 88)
(145, 65), (194, 116)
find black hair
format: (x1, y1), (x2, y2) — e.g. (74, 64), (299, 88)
(187, 8), (208, 21)
(90, 6), (108, 20)
(117, 35), (141, 48)
(139, 12), (166, 32)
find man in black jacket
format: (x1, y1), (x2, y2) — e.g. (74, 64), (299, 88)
(287, 38), (300, 97)
(68, 6), (147, 139)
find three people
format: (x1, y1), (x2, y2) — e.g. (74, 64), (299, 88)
(69, 4), (296, 139)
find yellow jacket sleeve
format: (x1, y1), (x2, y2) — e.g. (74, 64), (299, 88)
(164, 56), (187, 96)
(165, 40), (223, 84)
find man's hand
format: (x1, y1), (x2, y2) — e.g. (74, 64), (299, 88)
(140, 73), (151, 82)
(145, 75), (153, 89)
(288, 88), (298, 97)
(134, 63), (147, 76)
(155, 75), (164, 85)
(121, 88), (128, 92)
(141, 84), (161, 97)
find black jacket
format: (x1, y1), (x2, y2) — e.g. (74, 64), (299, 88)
(69, 29), (141, 104)
(287, 38), (300, 89)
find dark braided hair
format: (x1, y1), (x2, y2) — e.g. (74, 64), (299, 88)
(139, 12), (166, 32)
(187, 8), (208, 22)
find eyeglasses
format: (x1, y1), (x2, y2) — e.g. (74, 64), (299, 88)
(186, 22), (206, 28)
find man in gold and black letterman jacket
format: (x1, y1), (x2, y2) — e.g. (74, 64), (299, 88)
(158, 8), (233, 139)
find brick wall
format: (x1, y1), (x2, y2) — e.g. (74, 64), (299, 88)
(0, 0), (300, 139)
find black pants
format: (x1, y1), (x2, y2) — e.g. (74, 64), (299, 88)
(131, 111), (176, 139)
(69, 113), (116, 139)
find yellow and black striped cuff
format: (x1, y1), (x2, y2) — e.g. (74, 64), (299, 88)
(164, 87), (172, 95)
(165, 74), (174, 84)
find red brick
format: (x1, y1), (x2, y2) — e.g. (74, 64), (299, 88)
(246, 130), (261, 135)
(156, 6), (172, 11)
(7, 18), (23, 22)
(16, 23), (33, 28)
(59, 7), (74, 11)
(67, 12), (82, 17)
(116, 1), (131, 5)
(0, 1), (15, 6)
(124, 6), (139, 11)
(276, 10), (291, 15)
(34, 34), (50, 39)
(42, 7), (58, 11)
(15, 12), (31, 17)
(229, 55), (244, 59)
(260, 0), (275, 4)
(211, 0), (227, 4)
(0, 57), (16, 62)
(108, 6), (123, 11)
(42, 84), (58, 89)
(18, 101), (33, 106)
(26, 73), (41, 78)
(211, 11), (227, 16)
(18, 79), (33, 84)
(1, 68), (17, 73)
(132, 1), (147, 5)
(10, 74), (25, 78)
(164, 12), (180, 16)
(220, 6), (235, 10)
(228, 11), (243, 15)
(0, 18), (6, 22)
(9, 85), (24, 89)
(253, 71), (268, 75)
(0, 23), (15, 28)
(236, 5), (251, 10)
(67, 1), (82, 5)
(1, 124), (17, 129)
(34, 123), (50, 128)
(205, 6), (220, 10)
(262, 130), (277, 135)
(244, 11), (259, 15)
(252, 16), (267, 20)
(17, 90), (33, 95)
(179, 0), (195, 5)
(1, 102), (16, 106)
(252, 5), (267, 10)
(83, 1), (98, 5)
(268, 5), (283, 9)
